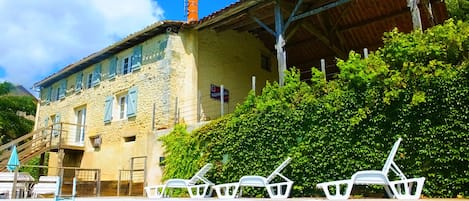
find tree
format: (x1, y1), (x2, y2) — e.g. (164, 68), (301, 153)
(0, 82), (36, 144)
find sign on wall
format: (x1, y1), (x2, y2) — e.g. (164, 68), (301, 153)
(210, 84), (229, 102)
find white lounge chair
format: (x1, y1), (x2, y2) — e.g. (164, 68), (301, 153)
(32, 176), (59, 198)
(144, 163), (214, 198)
(214, 157), (293, 199)
(316, 138), (425, 200)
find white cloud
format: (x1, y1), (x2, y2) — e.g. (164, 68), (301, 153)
(0, 0), (164, 93)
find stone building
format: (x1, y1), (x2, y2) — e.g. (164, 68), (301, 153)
(32, 0), (447, 195)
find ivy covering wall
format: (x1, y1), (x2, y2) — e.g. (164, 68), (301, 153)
(160, 20), (469, 198)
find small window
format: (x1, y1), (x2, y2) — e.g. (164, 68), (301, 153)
(261, 54), (271, 72)
(87, 73), (93, 89)
(55, 87), (61, 100)
(119, 95), (127, 119)
(122, 56), (132, 75)
(124, 135), (136, 142)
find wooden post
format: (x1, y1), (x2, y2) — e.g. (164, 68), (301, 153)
(408, 0), (422, 31)
(275, 0), (287, 86)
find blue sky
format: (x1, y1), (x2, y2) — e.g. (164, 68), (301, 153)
(0, 0), (237, 93)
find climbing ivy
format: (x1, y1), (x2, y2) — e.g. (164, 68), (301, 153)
(161, 20), (469, 198)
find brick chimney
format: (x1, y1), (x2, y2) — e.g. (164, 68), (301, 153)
(187, 0), (198, 23)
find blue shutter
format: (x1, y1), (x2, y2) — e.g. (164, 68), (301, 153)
(45, 87), (52, 103)
(131, 45), (142, 70)
(75, 72), (83, 91)
(156, 39), (168, 60)
(127, 87), (138, 117)
(104, 96), (113, 123)
(92, 64), (102, 86)
(59, 80), (67, 99)
(109, 57), (117, 79)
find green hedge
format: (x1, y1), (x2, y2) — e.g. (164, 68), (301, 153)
(161, 20), (469, 198)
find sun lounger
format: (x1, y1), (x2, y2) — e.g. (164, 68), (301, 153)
(144, 163), (214, 198)
(214, 157), (293, 199)
(316, 138), (425, 200)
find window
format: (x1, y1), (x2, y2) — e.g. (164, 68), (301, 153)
(118, 95), (127, 119)
(75, 72), (83, 92)
(103, 87), (138, 123)
(124, 135), (136, 142)
(55, 87), (61, 101)
(122, 56), (131, 75)
(87, 73), (93, 89)
(261, 54), (271, 72)
(75, 107), (86, 143)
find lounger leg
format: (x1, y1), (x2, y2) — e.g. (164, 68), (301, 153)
(384, 186), (395, 198)
(389, 178), (425, 200)
(214, 183), (239, 199)
(317, 180), (353, 200)
(188, 184), (212, 198)
(144, 185), (165, 198)
(266, 181), (293, 199)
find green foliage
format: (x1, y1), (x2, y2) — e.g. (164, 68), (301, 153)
(160, 20), (469, 198)
(0, 81), (36, 144)
(446, 0), (469, 22)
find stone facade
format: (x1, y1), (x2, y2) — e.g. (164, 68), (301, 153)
(34, 24), (277, 187)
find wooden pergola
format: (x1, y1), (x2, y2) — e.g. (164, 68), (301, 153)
(192, 0), (448, 84)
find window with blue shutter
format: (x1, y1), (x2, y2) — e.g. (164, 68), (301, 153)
(109, 57), (117, 79)
(131, 45), (142, 70)
(104, 96), (113, 123)
(92, 64), (102, 86)
(127, 87), (138, 117)
(58, 79), (67, 99)
(75, 72), (83, 91)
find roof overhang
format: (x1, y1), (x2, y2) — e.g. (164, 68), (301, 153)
(34, 21), (184, 88)
(189, 0), (448, 79)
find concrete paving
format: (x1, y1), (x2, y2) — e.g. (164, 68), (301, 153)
(9, 197), (469, 201)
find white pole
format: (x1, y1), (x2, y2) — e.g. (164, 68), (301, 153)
(321, 59), (326, 73)
(251, 76), (256, 95)
(363, 48), (369, 58)
(220, 85), (224, 116)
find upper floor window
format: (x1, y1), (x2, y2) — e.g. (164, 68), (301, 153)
(122, 56), (132, 75)
(86, 73), (93, 89)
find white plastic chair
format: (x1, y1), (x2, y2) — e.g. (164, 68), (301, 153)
(316, 138), (425, 200)
(144, 163), (214, 198)
(32, 176), (59, 198)
(214, 157), (293, 199)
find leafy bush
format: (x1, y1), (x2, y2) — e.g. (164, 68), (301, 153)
(161, 20), (469, 198)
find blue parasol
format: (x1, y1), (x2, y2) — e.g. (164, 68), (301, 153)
(7, 145), (20, 172)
